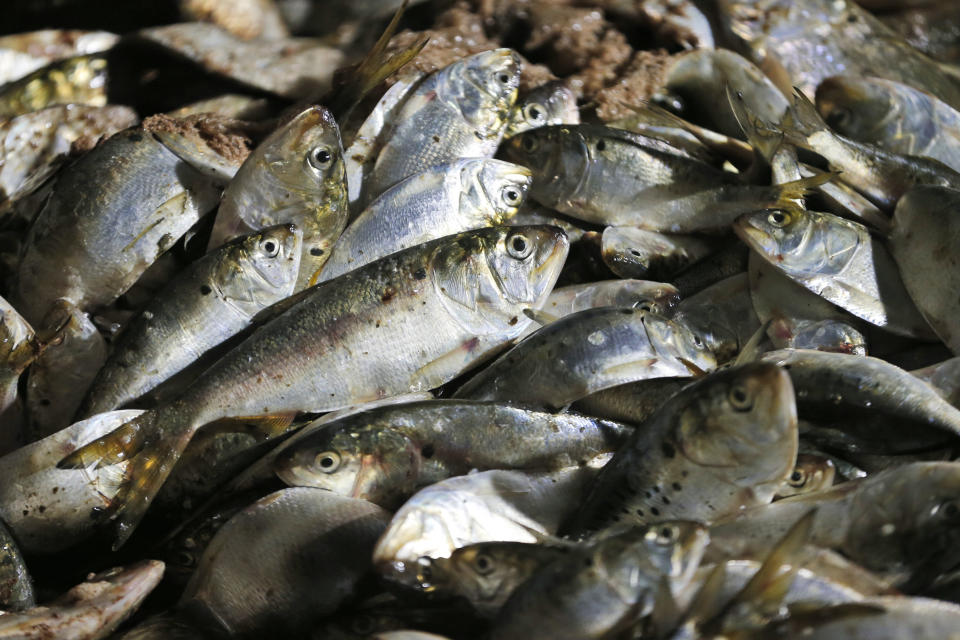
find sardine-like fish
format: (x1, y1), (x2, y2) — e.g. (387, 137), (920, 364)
(0, 561), (164, 640)
(0, 30), (117, 85)
(454, 307), (716, 410)
(0, 519), (33, 611)
(776, 453), (836, 499)
(505, 80), (579, 138)
(600, 227), (718, 280)
(207, 106), (347, 291)
(60, 226), (568, 548)
(734, 206), (934, 339)
(817, 76), (960, 174)
(490, 523), (709, 640)
(180, 489), (389, 637)
(347, 49), (521, 209)
(26, 299), (106, 438)
(0, 54), (109, 118)
(79, 224), (302, 418)
(15, 126), (222, 325)
(0, 296), (39, 415)
(889, 186), (960, 355)
(502, 124), (824, 231)
(273, 400), (629, 508)
(321, 159), (530, 281)
(718, 0), (960, 109)
(568, 362), (797, 535)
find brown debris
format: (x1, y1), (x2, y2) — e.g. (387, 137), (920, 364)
(141, 113), (252, 165)
(593, 49), (675, 122)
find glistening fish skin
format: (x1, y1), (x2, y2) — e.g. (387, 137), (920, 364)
(79, 224), (302, 418)
(273, 400), (629, 509)
(207, 105), (347, 292)
(0, 519), (33, 611)
(61, 225), (568, 548)
(0, 296), (38, 414)
(568, 363), (797, 536)
(505, 80), (579, 138)
(320, 159), (530, 282)
(0, 54), (109, 118)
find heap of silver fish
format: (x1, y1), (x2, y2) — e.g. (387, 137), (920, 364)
(1, 0), (960, 638)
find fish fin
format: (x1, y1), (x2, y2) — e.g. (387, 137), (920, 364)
(151, 130), (237, 185)
(781, 88), (830, 145)
(649, 574), (683, 635)
(601, 358), (660, 380)
(411, 339), (482, 389)
(734, 319), (773, 366)
(522, 307), (559, 326)
(726, 86), (783, 163)
(109, 432), (193, 549)
(684, 563), (728, 625)
(199, 413), (298, 440)
(331, 0), (429, 122)
(773, 172), (836, 208)
(57, 417), (149, 469)
(678, 357), (708, 377)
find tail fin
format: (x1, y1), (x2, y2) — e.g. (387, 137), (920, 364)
(727, 86), (784, 163)
(780, 88), (830, 146)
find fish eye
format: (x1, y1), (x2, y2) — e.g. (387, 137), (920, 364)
(728, 384), (754, 411)
(501, 185), (523, 207)
(474, 553), (495, 575)
(767, 210), (790, 228)
(524, 102), (546, 125)
(692, 334), (704, 348)
(315, 451), (341, 473)
(656, 525), (678, 545)
(308, 145), (333, 169)
(507, 233), (533, 259)
(637, 301), (653, 312)
(261, 238), (280, 257)
(495, 71), (511, 85)
(520, 135), (539, 153)
(788, 469), (807, 487)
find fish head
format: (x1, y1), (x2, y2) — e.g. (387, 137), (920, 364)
(506, 81), (579, 137)
(261, 105), (344, 190)
(816, 77), (891, 141)
(676, 363), (798, 488)
(643, 312), (718, 374)
(778, 453), (836, 498)
(499, 126), (571, 198)
(734, 207), (809, 263)
(484, 225), (569, 309)
(242, 223), (303, 291)
(471, 159), (532, 221)
(637, 521), (710, 588)
(455, 48), (521, 132)
(273, 426), (420, 509)
(848, 462), (960, 585)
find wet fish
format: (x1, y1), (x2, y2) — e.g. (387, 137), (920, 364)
(60, 226), (568, 548)
(734, 205), (934, 339)
(571, 377), (693, 427)
(490, 522), (709, 640)
(347, 49), (521, 209)
(0, 54), (109, 118)
(80, 224), (302, 418)
(912, 357), (960, 408)
(600, 227), (719, 280)
(889, 186), (960, 355)
(816, 76), (960, 174)
(454, 307), (716, 410)
(321, 159), (530, 282)
(0, 296), (40, 415)
(179, 489), (389, 637)
(26, 299), (107, 439)
(502, 124), (825, 232)
(776, 454), (836, 499)
(672, 273), (762, 363)
(0, 30), (117, 85)
(14, 125), (223, 325)
(568, 362), (797, 535)
(0, 519), (33, 611)
(273, 400), (629, 508)
(0, 561), (164, 640)
(505, 80), (579, 138)
(207, 106), (346, 291)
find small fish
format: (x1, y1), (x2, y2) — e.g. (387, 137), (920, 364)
(0, 54), (109, 118)
(600, 227), (719, 281)
(776, 454), (836, 499)
(505, 80), (579, 138)
(672, 273), (763, 364)
(0, 519), (33, 611)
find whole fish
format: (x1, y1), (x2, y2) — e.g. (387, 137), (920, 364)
(179, 489), (389, 637)
(347, 49), (521, 208)
(0, 54), (109, 118)
(502, 124), (824, 231)
(0, 561), (164, 640)
(775, 453), (836, 499)
(454, 308), (716, 410)
(26, 299), (107, 438)
(717, 0), (960, 109)
(490, 523), (709, 640)
(273, 400), (629, 508)
(568, 362), (797, 535)
(14, 125), (223, 325)
(372, 467), (599, 583)
(505, 80), (579, 138)
(79, 224), (302, 418)
(708, 462), (960, 587)
(321, 159), (530, 282)
(0, 520), (33, 611)
(816, 76), (960, 173)
(60, 225), (568, 548)
(207, 106), (347, 291)
(734, 205), (934, 339)
(889, 186), (960, 355)
(600, 227), (719, 280)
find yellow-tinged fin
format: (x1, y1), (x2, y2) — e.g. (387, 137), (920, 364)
(58, 418), (147, 469)
(726, 87), (783, 163)
(522, 307), (559, 326)
(781, 88), (831, 146)
(199, 413), (297, 440)
(678, 357), (708, 377)
(773, 172), (836, 208)
(683, 563), (729, 625)
(330, 0), (429, 122)
(734, 319), (773, 366)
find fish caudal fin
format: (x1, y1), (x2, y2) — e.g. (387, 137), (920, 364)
(780, 88), (830, 146)
(58, 417), (149, 469)
(727, 87), (784, 163)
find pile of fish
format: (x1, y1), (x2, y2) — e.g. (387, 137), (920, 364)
(2, 0), (960, 637)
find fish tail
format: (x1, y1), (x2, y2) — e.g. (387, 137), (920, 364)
(780, 88), (829, 145)
(726, 86), (784, 163)
(773, 172), (836, 207)
(58, 414), (151, 469)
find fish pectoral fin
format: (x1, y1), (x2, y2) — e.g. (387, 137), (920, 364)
(57, 419), (148, 469)
(682, 563), (728, 628)
(774, 173), (836, 208)
(109, 433), (193, 550)
(734, 319), (773, 366)
(411, 340), (482, 388)
(522, 307), (558, 326)
(200, 413), (298, 440)
(600, 358), (660, 380)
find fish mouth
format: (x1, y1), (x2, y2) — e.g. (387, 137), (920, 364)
(733, 216), (779, 258)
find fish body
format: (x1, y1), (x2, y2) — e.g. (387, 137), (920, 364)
(0, 54), (109, 117)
